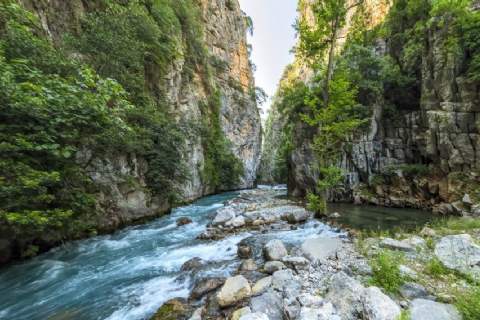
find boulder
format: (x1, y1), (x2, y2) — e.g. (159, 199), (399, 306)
(325, 272), (365, 320)
(188, 307), (203, 320)
(238, 259), (258, 272)
(462, 194), (472, 211)
(402, 236), (427, 250)
(252, 277), (272, 296)
(238, 246), (253, 259)
(176, 217), (193, 226)
(231, 307), (252, 320)
(212, 209), (235, 227)
(250, 292), (283, 320)
(329, 212), (341, 218)
(434, 234), (480, 278)
(264, 261), (286, 274)
(379, 238), (414, 252)
(263, 239), (288, 261)
(233, 216), (246, 228)
(361, 286), (401, 320)
(189, 277), (225, 300)
(398, 282), (429, 300)
(298, 308), (328, 320)
(282, 255), (311, 272)
(216, 275), (252, 308)
(300, 238), (342, 262)
(239, 313), (269, 320)
(271, 269), (294, 291)
(180, 257), (202, 271)
(151, 298), (195, 320)
(399, 265), (419, 280)
(409, 299), (462, 320)
(286, 209), (309, 223)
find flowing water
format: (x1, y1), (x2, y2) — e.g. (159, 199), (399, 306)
(0, 191), (343, 320)
(0, 190), (439, 320)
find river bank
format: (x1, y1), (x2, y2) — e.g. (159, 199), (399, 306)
(154, 189), (480, 320)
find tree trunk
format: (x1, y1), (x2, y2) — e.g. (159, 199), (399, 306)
(322, 0), (343, 110)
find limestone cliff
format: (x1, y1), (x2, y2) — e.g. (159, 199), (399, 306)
(0, 0), (261, 264)
(262, 0), (480, 215)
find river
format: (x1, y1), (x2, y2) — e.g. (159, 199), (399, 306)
(0, 190), (439, 320)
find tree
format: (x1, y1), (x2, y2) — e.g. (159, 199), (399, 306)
(295, 0), (363, 110)
(301, 66), (368, 214)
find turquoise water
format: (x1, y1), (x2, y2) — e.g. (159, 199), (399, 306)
(327, 203), (441, 231)
(0, 191), (342, 320)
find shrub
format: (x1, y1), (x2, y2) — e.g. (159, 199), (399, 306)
(425, 256), (448, 278)
(370, 175), (387, 186)
(455, 286), (480, 320)
(402, 164), (430, 177)
(368, 249), (404, 292)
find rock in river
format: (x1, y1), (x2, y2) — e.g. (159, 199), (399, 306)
(216, 275), (251, 308)
(176, 217), (193, 227)
(189, 277), (226, 300)
(263, 239), (288, 261)
(238, 245), (253, 259)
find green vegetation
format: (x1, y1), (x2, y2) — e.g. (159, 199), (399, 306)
(455, 286), (480, 320)
(425, 256), (449, 278)
(368, 249), (405, 292)
(0, 0), (248, 258)
(370, 175), (387, 187)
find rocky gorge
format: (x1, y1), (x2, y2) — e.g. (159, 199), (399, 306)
(151, 189), (480, 320)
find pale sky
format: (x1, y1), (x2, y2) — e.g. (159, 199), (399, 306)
(238, 0), (298, 120)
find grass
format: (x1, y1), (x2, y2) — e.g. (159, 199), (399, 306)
(368, 249), (405, 292)
(425, 256), (449, 278)
(454, 286), (480, 320)
(430, 217), (480, 236)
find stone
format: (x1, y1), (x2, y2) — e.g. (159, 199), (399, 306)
(212, 209), (235, 227)
(379, 238), (414, 252)
(151, 298), (195, 320)
(239, 312), (269, 320)
(451, 201), (464, 216)
(409, 299), (462, 320)
(434, 234), (480, 278)
(264, 261), (286, 274)
(399, 265), (419, 280)
(298, 308), (328, 320)
(238, 246), (253, 259)
(271, 269), (294, 291)
(189, 277), (226, 300)
(252, 277), (272, 296)
(216, 275), (252, 308)
(263, 239), (288, 261)
(463, 194), (472, 210)
(282, 255), (311, 272)
(329, 212), (341, 218)
(361, 286), (401, 320)
(188, 307), (203, 320)
(420, 227), (436, 237)
(286, 209), (310, 223)
(239, 259), (258, 272)
(298, 293), (323, 308)
(252, 219), (262, 226)
(325, 272), (365, 320)
(402, 236), (427, 250)
(233, 216), (246, 228)
(300, 238), (342, 262)
(328, 316), (342, 320)
(250, 292), (283, 320)
(398, 282), (429, 300)
(180, 257), (202, 271)
(231, 307), (252, 320)
(176, 217), (193, 226)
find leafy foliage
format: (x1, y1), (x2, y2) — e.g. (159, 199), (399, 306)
(368, 249), (405, 292)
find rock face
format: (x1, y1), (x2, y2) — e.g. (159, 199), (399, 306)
(434, 234), (480, 278)
(262, 0), (480, 211)
(216, 275), (252, 308)
(409, 299), (462, 320)
(3, 0), (261, 264)
(263, 239), (288, 261)
(249, 292), (283, 320)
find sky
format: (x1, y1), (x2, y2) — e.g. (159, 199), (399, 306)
(238, 0), (298, 120)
